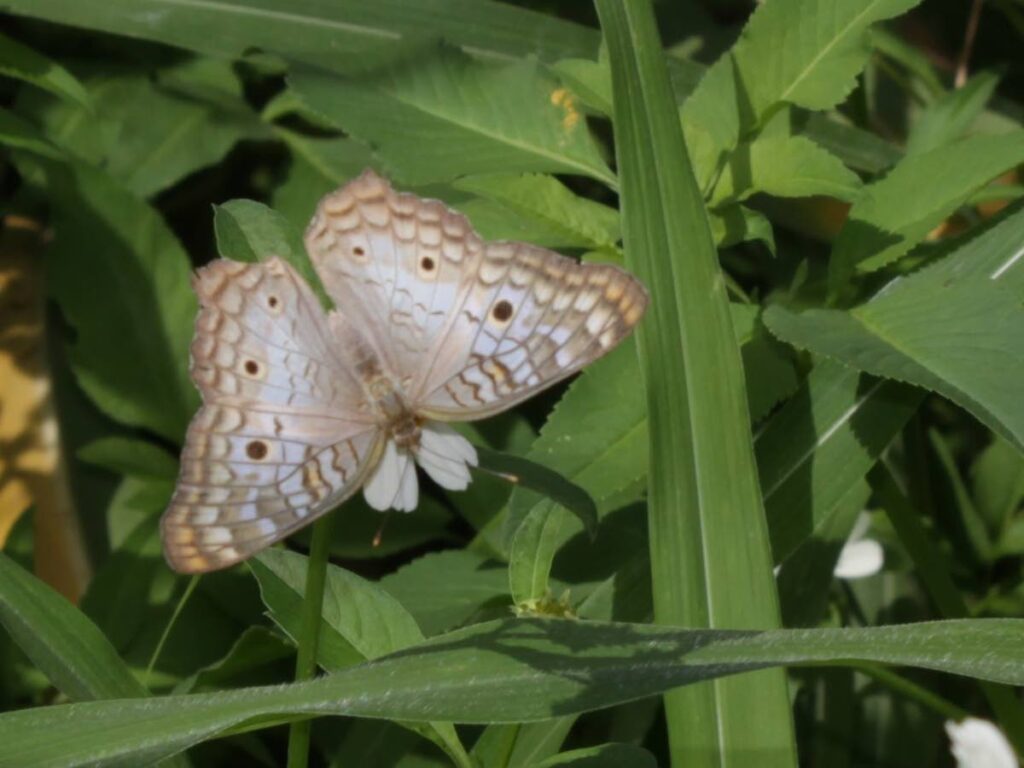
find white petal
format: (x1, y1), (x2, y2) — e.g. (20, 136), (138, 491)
(417, 449), (472, 490)
(393, 451), (419, 512)
(416, 423), (478, 491)
(946, 718), (1019, 768)
(833, 538), (884, 580)
(363, 441), (401, 511)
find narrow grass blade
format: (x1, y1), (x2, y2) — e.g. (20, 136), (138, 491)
(594, 1), (795, 765)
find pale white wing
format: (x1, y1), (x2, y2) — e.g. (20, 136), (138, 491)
(161, 257), (383, 574)
(305, 169), (485, 391)
(305, 170), (648, 421)
(415, 243), (648, 419)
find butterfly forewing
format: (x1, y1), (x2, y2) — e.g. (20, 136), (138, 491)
(305, 171), (485, 393)
(161, 258), (382, 573)
(306, 171), (649, 420)
(416, 242), (647, 418)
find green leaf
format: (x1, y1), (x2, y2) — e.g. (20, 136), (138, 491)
(77, 437), (179, 480)
(680, 0), (919, 188)
(710, 204), (776, 255)
(829, 131), (1024, 286)
(756, 361), (922, 565)
(271, 132), (375, 230)
(596, 3), (795, 766)
(212, 198), (331, 309)
(733, 0), (922, 120)
(535, 744), (657, 768)
(476, 446), (598, 541)
(4, 617), (1024, 766)
(906, 71), (1001, 155)
(972, 436), (1024, 534)
(473, 718), (574, 768)
(797, 112), (903, 174)
(0, 30), (90, 109)
(0, 552), (145, 701)
(0, 105), (64, 159)
(0, 0), (598, 72)
(776, 481), (871, 627)
(381, 550), (511, 637)
(710, 135), (862, 205)
(175, 627), (293, 694)
(289, 47), (615, 187)
(504, 342), (647, 605)
(40, 159), (198, 442)
(454, 173), (621, 253)
(20, 64), (264, 197)
(250, 550), (469, 766)
(770, 204), (1024, 452)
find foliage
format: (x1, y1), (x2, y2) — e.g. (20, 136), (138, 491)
(1, 0), (1023, 766)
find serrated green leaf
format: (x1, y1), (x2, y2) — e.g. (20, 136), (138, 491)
(906, 71), (1001, 155)
(772, 204), (1024, 452)
(289, 46), (615, 187)
(0, 30), (90, 110)
(681, 0), (919, 193)
(76, 437), (179, 480)
(20, 64), (264, 197)
(4, 617), (1024, 766)
(756, 362), (922, 565)
(41, 159), (197, 442)
(711, 135), (862, 205)
(454, 173), (620, 252)
(735, 0), (922, 119)
(829, 131), (1024, 287)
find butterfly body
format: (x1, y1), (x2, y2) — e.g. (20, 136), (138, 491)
(161, 170), (648, 573)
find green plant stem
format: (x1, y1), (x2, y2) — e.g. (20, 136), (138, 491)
(286, 512), (336, 768)
(853, 663), (968, 721)
(144, 574), (199, 689)
(870, 462), (1024, 750)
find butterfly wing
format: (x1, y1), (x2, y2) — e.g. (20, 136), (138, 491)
(415, 242), (647, 418)
(305, 171), (648, 421)
(305, 170), (487, 392)
(161, 257), (382, 574)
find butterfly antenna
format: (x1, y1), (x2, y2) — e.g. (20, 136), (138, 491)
(373, 513), (392, 548)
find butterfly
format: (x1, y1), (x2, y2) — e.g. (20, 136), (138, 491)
(161, 170), (648, 573)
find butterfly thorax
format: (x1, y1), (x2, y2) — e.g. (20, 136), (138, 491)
(368, 376), (422, 449)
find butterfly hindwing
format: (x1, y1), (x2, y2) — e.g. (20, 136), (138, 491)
(161, 257), (382, 573)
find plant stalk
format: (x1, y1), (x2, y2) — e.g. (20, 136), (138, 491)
(286, 512), (336, 768)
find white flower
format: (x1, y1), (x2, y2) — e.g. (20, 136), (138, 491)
(946, 718), (1019, 768)
(833, 512), (884, 579)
